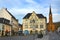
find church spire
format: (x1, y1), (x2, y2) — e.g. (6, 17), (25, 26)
(49, 5), (52, 15)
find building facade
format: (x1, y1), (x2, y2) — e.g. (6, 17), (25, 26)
(23, 11), (46, 34)
(0, 8), (19, 36)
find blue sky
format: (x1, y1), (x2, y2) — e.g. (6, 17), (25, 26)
(0, 0), (60, 24)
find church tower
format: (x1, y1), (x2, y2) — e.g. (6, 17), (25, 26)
(47, 6), (56, 32)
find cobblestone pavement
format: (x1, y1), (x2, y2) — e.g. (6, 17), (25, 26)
(0, 32), (60, 40)
(48, 32), (60, 40)
(0, 35), (36, 40)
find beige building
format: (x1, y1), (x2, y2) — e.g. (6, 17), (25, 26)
(0, 8), (19, 36)
(23, 11), (46, 34)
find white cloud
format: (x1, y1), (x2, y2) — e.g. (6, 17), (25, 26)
(53, 14), (60, 22)
(9, 8), (34, 15)
(25, 0), (37, 4)
(9, 6), (49, 16)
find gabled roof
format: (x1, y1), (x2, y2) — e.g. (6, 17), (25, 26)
(23, 13), (46, 19)
(23, 13), (32, 19)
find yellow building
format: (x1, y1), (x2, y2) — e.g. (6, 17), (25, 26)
(0, 8), (19, 36)
(23, 11), (47, 34)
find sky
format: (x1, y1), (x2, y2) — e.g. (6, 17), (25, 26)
(0, 0), (60, 24)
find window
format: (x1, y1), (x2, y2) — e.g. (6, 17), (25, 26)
(25, 25), (28, 28)
(40, 25), (43, 28)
